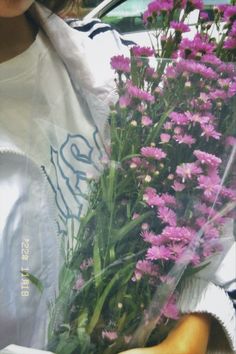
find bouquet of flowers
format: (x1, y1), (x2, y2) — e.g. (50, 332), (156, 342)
(48, 1), (236, 353)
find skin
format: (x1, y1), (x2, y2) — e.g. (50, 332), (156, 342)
(119, 314), (212, 354)
(0, 0), (36, 63)
(0, 2), (212, 353)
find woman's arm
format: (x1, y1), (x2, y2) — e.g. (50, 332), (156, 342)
(119, 313), (212, 354)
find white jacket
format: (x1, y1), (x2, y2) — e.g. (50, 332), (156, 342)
(0, 3), (235, 354)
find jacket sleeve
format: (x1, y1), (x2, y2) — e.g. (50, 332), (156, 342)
(0, 153), (60, 350)
(177, 220), (236, 353)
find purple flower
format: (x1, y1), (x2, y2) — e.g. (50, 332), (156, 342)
(135, 260), (159, 278)
(225, 136), (236, 146)
(146, 245), (172, 260)
(193, 150), (222, 168)
(197, 175), (221, 199)
(223, 37), (236, 50)
(209, 89), (228, 100)
(176, 163), (202, 182)
(162, 296), (179, 320)
(186, 111), (210, 125)
(224, 5), (236, 22)
(170, 21), (190, 33)
(157, 206), (177, 226)
(201, 54), (222, 66)
(141, 230), (166, 246)
(132, 46), (155, 57)
(188, 0), (203, 10)
(169, 111), (189, 125)
(161, 193), (177, 206)
(127, 83), (155, 102)
(73, 274), (85, 291)
(199, 11), (209, 20)
(228, 81), (236, 97)
(148, 0), (174, 15)
(162, 226), (196, 242)
(141, 147), (167, 160)
(220, 187), (236, 201)
(119, 95), (131, 108)
(200, 124), (221, 140)
(169, 243), (186, 260)
(110, 55), (131, 73)
(174, 134), (196, 146)
(172, 180), (186, 192)
(160, 133), (171, 143)
(102, 331), (118, 341)
(143, 187), (166, 207)
(141, 115), (153, 126)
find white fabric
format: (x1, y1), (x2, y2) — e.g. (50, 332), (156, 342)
(0, 345), (53, 354)
(0, 3), (235, 354)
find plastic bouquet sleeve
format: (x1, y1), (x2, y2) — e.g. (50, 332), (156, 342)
(0, 345), (54, 354)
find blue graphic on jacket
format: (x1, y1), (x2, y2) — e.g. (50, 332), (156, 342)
(47, 130), (103, 221)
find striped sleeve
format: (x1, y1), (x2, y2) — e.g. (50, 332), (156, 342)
(66, 18), (136, 46)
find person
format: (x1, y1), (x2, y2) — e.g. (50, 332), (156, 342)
(0, 1), (235, 354)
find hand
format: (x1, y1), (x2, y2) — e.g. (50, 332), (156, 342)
(118, 313), (211, 354)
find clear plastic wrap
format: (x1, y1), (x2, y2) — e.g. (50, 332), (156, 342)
(46, 56), (236, 354)
(0, 1), (236, 353)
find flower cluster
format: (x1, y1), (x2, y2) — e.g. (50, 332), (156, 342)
(49, 1), (236, 354)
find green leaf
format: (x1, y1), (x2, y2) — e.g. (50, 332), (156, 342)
(113, 211), (153, 243)
(20, 271), (44, 293)
(87, 273), (118, 334)
(93, 234), (102, 288)
(145, 107), (174, 145)
(55, 334), (79, 354)
(184, 261), (211, 277)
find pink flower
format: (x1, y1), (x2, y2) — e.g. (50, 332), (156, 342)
(146, 245), (172, 260)
(224, 37), (236, 50)
(119, 95), (131, 108)
(193, 150), (222, 168)
(73, 274), (85, 291)
(200, 124), (221, 140)
(172, 181), (186, 192)
(197, 175), (221, 199)
(148, 0), (174, 15)
(127, 83), (155, 102)
(160, 133), (171, 143)
(202, 240), (223, 258)
(169, 243), (186, 260)
(189, 0), (203, 10)
(174, 134), (196, 146)
(228, 82), (236, 97)
(170, 21), (190, 33)
(186, 111), (210, 125)
(157, 206), (177, 226)
(141, 115), (153, 126)
(161, 193), (177, 206)
(201, 54), (222, 65)
(143, 188), (165, 207)
(224, 5), (236, 22)
(102, 331), (118, 341)
(110, 55), (131, 73)
(176, 163), (202, 182)
(141, 147), (167, 160)
(162, 226), (196, 242)
(162, 296), (179, 320)
(141, 230), (165, 245)
(169, 111), (189, 125)
(135, 260), (159, 278)
(220, 187), (236, 201)
(132, 46), (155, 57)
(225, 136), (236, 146)
(209, 89), (228, 100)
